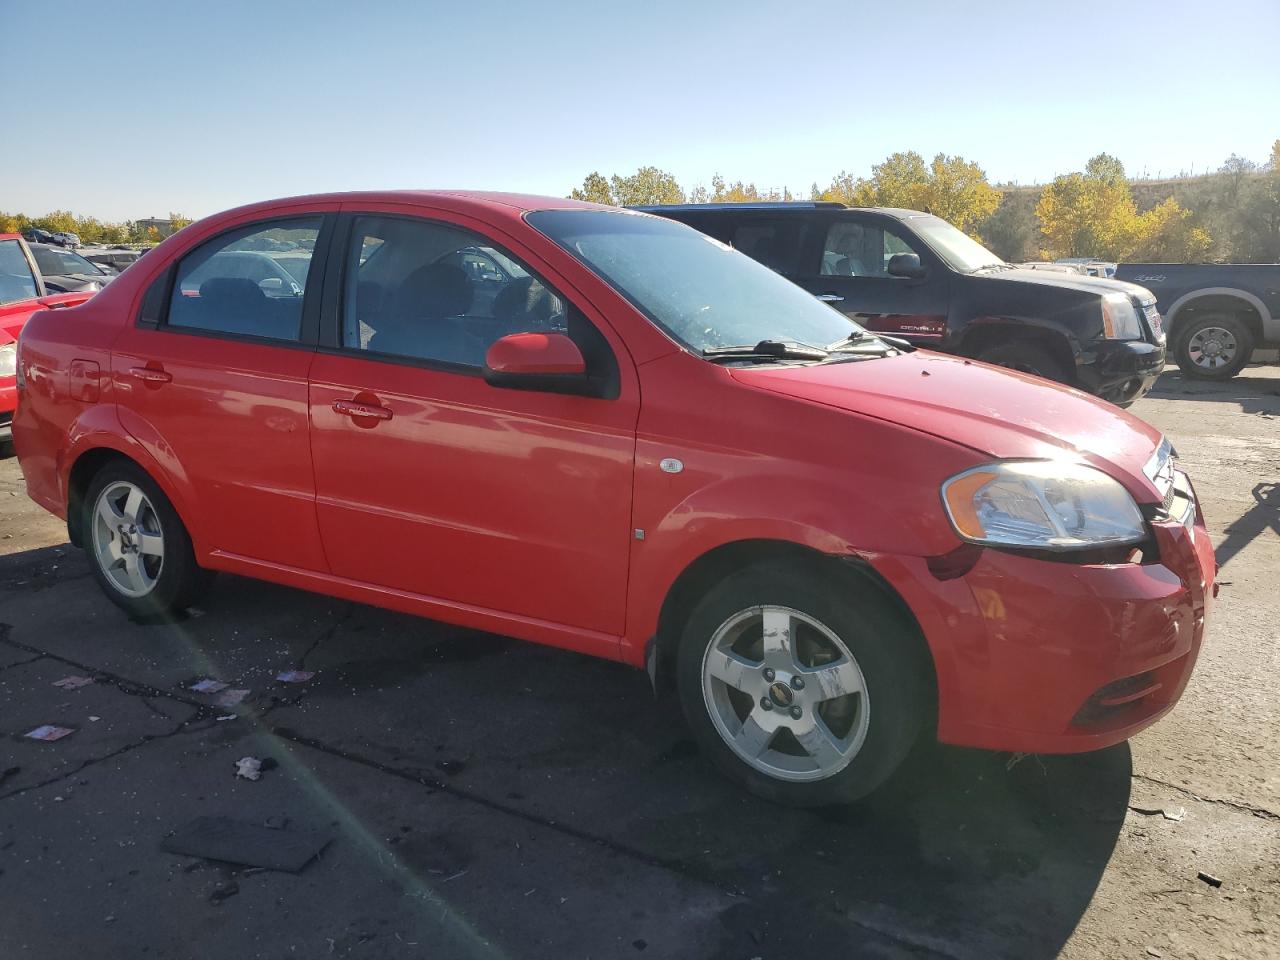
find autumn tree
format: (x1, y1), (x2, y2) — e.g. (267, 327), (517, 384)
(569, 172), (613, 204)
(1037, 153), (1212, 260)
(169, 213), (193, 232)
(569, 167), (684, 206)
(815, 152), (1001, 235)
(689, 174), (793, 203)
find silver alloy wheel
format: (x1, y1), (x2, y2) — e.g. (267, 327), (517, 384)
(701, 605), (870, 782)
(91, 480), (164, 598)
(1186, 326), (1238, 370)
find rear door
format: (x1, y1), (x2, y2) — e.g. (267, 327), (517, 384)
(793, 214), (951, 345)
(110, 211), (336, 569)
(307, 208), (639, 637)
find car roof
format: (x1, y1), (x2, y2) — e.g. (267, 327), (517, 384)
(633, 202), (934, 220)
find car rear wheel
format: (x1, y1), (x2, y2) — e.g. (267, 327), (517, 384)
(976, 341), (1071, 384)
(676, 561), (928, 806)
(1174, 313), (1253, 380)
(84, 461), (211, 618)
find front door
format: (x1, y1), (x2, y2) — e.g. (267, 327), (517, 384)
(794, 215), (951, 346)
(110, 213), (333, 569)
(307, 211), (638, 637)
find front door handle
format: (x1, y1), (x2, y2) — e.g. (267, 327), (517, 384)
(129, 366), (172, 384)
(333, 399), (393, 421)
(816, 293), (845, 302)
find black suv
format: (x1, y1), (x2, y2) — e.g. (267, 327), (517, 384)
(638, 202), (1167, 405)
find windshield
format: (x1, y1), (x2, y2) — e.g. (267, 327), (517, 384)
(32, 246), (103, 276)
(527, 209), (866, 354)
(0, 239), (39, 306)
(909, 216), (1004, 273)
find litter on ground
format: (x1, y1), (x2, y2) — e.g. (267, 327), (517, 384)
(52, 676), (94, 690)
(25, 725), (76, 742)
(275, 670), (315, 683)
(190, 679), (228, 694)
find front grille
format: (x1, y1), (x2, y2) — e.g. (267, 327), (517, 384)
(1142, 301), (1165, 343)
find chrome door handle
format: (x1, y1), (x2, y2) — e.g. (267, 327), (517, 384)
(816, 293), (845, 302)
(129, 366), (172, 384)
(333, 399), (393, 421)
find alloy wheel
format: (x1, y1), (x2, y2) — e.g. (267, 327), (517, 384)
(91, 480), (165, 598)
(701, 605), (870, 782)
(1187, 326), (1238, 370)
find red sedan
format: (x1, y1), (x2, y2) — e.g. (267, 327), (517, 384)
(1, 233), (94, 456)
(12, 193), (1215, 806)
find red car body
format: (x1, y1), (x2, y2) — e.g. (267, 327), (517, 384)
(13, 193), (1215, 761)
(1, 233), (93, 446)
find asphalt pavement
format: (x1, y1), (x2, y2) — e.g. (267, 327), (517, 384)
(1, 364), (1277, 959)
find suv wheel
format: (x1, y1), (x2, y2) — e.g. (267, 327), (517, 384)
(1174, 313), (1253, 380)
(976, 341), (1071, 384)
(676, 562), (928, 806)
(84, 461), (212, 618)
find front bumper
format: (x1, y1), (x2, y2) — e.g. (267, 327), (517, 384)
(870, 483), (1214, 754)
(0, 380), (14, 443)
(1078, 339), (1166, 404)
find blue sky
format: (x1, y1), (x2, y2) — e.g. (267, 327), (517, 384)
(4, 0), (1277, 221)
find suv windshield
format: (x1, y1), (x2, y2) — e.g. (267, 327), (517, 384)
(32, 246), (104, 276)
(908, 216), (1005, 273)
(527, 209), (866, 354)
(0, 239), (39, 306)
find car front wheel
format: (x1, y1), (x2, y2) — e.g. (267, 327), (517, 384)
(676, 561), (928, 806)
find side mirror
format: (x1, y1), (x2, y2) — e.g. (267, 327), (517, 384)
(887, 253), (926, 279)
(259, 277), (284, 292)
(484, 332), (587, 392)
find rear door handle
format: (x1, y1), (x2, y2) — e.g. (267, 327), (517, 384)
(816, 293), (845, 302)
(333, 399), (393, 421)
(129, 366), (172, 384)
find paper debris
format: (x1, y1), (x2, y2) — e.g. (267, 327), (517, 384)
(275, 670), (315, 683)
(235, 757), (263, 781)
(215, 689), (250, 708)
(190, 679), (228, 694)
(53, 676), (94, 690)
(25, 725), (76, 742)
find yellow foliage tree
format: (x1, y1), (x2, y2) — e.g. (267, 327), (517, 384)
(1037, 154), (1213, 261)
(815, 152), (1001, 235)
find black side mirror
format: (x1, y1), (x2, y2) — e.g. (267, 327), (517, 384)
(887, 253), (926, 279)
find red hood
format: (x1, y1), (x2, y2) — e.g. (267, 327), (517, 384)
(0, 292), (94, 343)
(731, 350), (1164, 501)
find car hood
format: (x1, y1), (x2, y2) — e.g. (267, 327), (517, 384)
(731, 351), (1164, 501)
(990, 268), (1154, 301)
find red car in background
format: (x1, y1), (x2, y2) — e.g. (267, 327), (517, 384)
(1, 233), (94, 455)
(12, 193), (1216, 806)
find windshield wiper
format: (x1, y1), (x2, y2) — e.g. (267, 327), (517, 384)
(702, 339), (829, 363)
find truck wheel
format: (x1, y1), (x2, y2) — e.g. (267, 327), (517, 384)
(1174, 314), (1253, 380)
(676, 561), (928, 806)
(976, 341), (1071, 384)
(83, 461), (212, 619)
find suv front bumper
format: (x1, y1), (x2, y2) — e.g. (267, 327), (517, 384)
(1079, 339), (1166, 404)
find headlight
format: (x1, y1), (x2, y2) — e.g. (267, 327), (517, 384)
(0, 342), (16, 379)
(941, 460), (1146, 550)
(1101, 293), (1142, 339)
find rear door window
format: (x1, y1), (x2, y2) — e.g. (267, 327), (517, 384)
(728, 218), (810, 276)
(0, 239), (39, 305)
(167, 219), (321, 341)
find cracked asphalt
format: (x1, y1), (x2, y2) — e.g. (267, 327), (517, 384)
(1, 364), (1278, 959)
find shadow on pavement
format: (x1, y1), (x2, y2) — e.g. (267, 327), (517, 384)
(1215, 481), (1280, 569)
(0, 542), (1132, 959)
(1144, 365), (1280, 415)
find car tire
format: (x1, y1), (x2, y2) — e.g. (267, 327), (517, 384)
(676, 561), (929, 807)
(0, 440), (12, 460)
(1174, 313), (1253, 381)
(82, 461), (212, 619)
(976, 341), (1072, 384)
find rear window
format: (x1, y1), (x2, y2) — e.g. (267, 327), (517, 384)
(0, 239), (39, 306)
